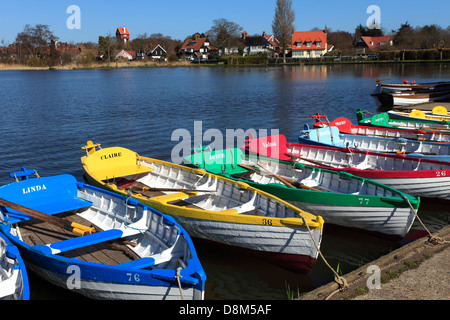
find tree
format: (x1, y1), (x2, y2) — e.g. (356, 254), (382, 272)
(272, 0), (295, 63)
(392, 22), (415, 49)
(14, 24), (58, 63)
(207, 18), (243, 53)
(98, 36), (114, 65)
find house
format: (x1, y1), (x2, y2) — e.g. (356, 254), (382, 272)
(354, 36), (392, 53)
(263, 31), (280, 52)
(115, 49), (133, 60)
(148, 45), (166, 59)
(179, 33), (214, 61)
(291, 30), (328, 58)
(116, 27), (130, 43)
(241, 31), (274, 56)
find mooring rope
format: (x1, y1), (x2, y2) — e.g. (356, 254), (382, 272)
(176, 267), (185, 300)
(298, 213), (349, 299)
(402, 195), (448, 245)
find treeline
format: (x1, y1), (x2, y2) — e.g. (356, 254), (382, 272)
(328, 22), (450, 56)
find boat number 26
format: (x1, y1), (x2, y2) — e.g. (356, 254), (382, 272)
(436, 171), (447, 177)
(359, 198), (370, 205)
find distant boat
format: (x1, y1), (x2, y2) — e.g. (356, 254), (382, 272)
(0, 167), (206, 300)
(185, 146), (419, 237)
(356, 109), (450, 132)
(299, 124), (450, 162)
(0, 232), (29, 300)
(372, 80), (450, 106)
(313, 114), (450, 143)
(373, 80), (450, 95)
(242, 134), (450, 201)
(80, 141), (324, 273)
(388, 106), (450, 123)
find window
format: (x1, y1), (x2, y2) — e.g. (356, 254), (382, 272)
(296, 41), (302, 47)
(316, 41), (321, 47)
(306, 42), (311, 47)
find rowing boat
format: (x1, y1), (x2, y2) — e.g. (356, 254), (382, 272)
(0, 167), (206, 300)
(243, 134), (450, 201)
(387, 106), (450, 123)
(314, 115), (450, 143)
(80, 141), (324, 273)
(299, 124), (450, 162)
(373, 80), (450, 95)
(185, 147), (419, 237)
(356, 109), (450, 132)
(0, 231), (29, 300)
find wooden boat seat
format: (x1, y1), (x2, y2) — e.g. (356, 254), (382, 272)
(117, 250), (178, 269)
(33, 225), (144, 255)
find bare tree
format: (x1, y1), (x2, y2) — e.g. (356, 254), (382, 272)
(272, 0), (295, 63)
(208, 18), (243, 54)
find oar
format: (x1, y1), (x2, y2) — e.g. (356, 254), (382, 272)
(0, 198), (96, 236)
(285, 152), (336, 168)
(239, 163), (320, 191)
(132, 186), (216, 193)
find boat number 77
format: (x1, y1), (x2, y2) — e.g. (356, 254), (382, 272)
(359, 198), (370, 205)
(436, 171), (447, 177)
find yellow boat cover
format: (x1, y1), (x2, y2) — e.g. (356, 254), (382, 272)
(83, 145), (152, 181)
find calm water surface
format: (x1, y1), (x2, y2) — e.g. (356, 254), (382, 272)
(1, 63), (449, 300)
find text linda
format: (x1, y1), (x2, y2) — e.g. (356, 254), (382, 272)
(23, 184), (47, 194)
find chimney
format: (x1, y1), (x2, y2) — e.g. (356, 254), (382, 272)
(262, 31), (266, 36)
(194, 33), (200, 40)
(324, 25), (328, 34)
(242, 31), (247, 39)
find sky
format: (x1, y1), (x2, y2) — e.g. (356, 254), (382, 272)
(0, 0), (448, 45)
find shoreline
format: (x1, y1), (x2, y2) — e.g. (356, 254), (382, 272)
(298, 225), (450, 300)
(1, 59), (450, 71)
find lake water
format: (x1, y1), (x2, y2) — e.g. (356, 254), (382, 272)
(1, 63), (449, 300)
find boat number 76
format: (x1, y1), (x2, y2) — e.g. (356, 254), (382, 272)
(436, 171), (447, 177)
(359, 198), (370, 205)
(127, 273), (140, 282)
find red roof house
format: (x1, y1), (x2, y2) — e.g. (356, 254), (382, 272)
(355, 36), (392, 53)
(291, 30), (328, 58)
(179, 33), (215, 61)
(116, 27), (130, 42)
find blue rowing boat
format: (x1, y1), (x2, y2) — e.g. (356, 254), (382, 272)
(0, 167), (206, 300)
(299, 124), (450, 162)
(0, 231), (29, 300)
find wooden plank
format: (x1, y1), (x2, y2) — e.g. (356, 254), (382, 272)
(18, 211), (140, 265)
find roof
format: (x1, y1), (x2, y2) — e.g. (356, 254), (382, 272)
(292, 31), (327, 51)
(116, 27), (130, 36)
(180, 37), (210, 52)
(358, 36), (391, 49)
(242, 36), (272, 47)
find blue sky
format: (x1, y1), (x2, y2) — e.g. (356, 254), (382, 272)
(0, 0), (448, 45)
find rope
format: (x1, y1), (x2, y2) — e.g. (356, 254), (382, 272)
(176, 267), (185, 300)
(402, 195), (448, 245)
(297, 213), (349, 299)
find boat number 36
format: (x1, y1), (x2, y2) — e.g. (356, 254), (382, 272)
(359, 198), (370, 205)
(262, 218), (273, 226)
(436, 171), (447, 177)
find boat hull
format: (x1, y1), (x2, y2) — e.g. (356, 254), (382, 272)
(0, 234), (29, 300)
(289, 201), (415, 237)
(172, 215), (321, 273)
(298, 125), (450, 162)
(13, 249), (202, 300)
